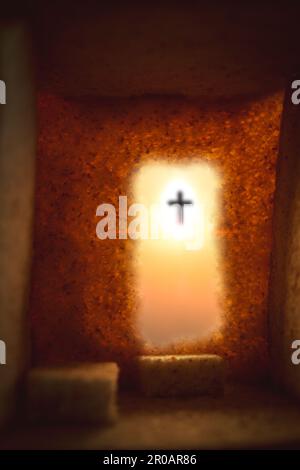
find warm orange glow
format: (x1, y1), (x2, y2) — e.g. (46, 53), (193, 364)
(31, 92), (282, 381)
(134, 163), (223, 347)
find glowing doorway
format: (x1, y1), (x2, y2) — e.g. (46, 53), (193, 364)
(134, 163), (223, 347)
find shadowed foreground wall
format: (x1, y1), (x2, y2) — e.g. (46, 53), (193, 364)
(30, 92), (282, 382)
(269, 88), (300, 398)
(0, 25), (35, 427)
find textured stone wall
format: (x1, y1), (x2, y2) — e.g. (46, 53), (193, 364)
(269, 86), (300, 397)
(30, 92), (282, 383)
(0, 24), (36, 427)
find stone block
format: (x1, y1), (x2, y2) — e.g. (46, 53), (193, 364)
(27, 363), (119, 424)
(138, 355), (225, 397)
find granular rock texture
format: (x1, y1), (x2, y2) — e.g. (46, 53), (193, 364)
(30, 92), (283, 382)
(138, 355), (224, 397)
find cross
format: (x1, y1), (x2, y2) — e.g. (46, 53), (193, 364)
(168, 190), (193, 224)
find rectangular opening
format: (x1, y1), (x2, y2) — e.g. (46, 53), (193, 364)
(134, 163), (223, 348)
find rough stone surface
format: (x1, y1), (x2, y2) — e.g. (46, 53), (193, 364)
(138, 355), (224, 397)
(0, 24), (35, 428)
(27, 363), (119, 424)
(269, 86), (300, 398)
(2, 384), (300, 449)
(30, 92), (282, 383)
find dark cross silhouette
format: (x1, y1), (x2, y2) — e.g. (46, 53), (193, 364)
(168, 190), (193, 224)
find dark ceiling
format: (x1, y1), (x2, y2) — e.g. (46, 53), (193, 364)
(1, 1), (300, 98)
